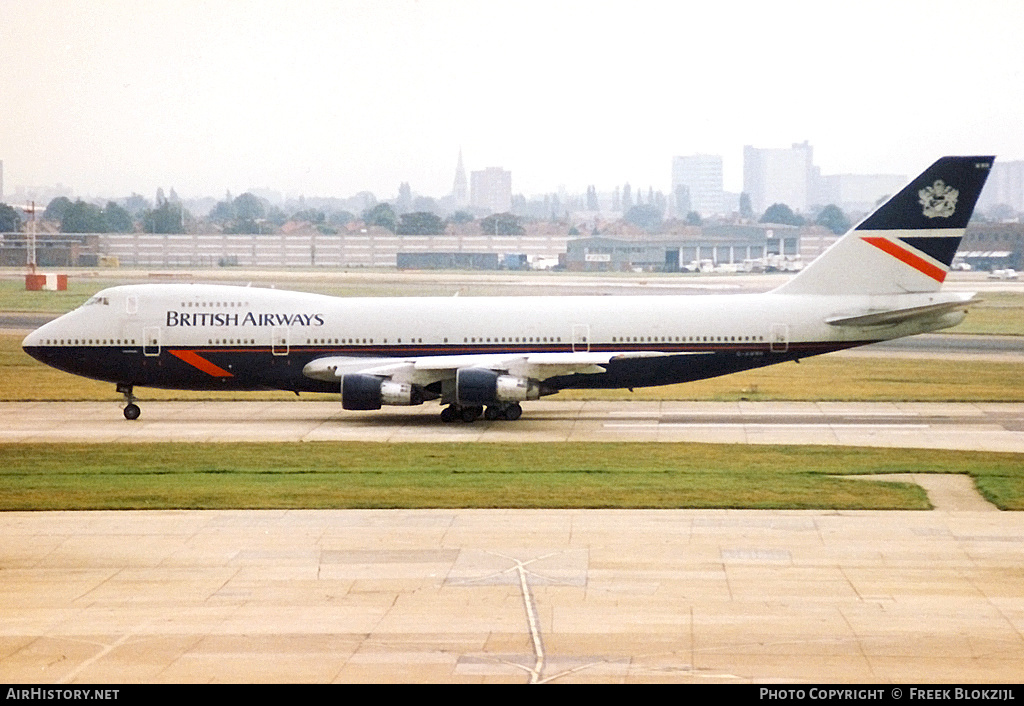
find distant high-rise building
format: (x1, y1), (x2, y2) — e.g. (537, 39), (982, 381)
(743, 141), (815, 216)
(815, 173), (907, 214)
(470, 167), (512, 214)
(671, 154), (724, 216)
(451, 149), (468, 208)
(673, 185), (691, 216)
(977, 160), (1024, 213)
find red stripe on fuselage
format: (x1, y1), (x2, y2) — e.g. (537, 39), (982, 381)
(168, 349), (234, 377)
(861, 236), (946, 283)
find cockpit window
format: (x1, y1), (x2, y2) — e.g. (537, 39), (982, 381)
(83, 295), (110, 306)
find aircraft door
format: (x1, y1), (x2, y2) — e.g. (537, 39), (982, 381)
(272, 326), (289, 356)
(572, 324), (590, 353)
(770, 323), (789, 353)
(121, 295), (142, 352)
(143, 326), (161, 356)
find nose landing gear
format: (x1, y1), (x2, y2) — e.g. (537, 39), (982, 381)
(117, 383), (140, 420)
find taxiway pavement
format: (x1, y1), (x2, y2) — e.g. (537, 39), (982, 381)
(3, 400), (1024, 451)
(1, 507), (1022, 683)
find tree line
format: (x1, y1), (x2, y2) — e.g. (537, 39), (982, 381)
(4, 190), (863, 238)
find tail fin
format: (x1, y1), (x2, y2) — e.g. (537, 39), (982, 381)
(773, 156), (994, 296)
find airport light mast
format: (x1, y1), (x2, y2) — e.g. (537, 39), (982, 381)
(21, 201), (39, 273)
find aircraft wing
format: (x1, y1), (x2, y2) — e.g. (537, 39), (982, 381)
(302, 350), (689, 386)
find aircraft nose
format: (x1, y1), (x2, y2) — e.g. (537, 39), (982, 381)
(22, 317), (65, 365)
(22, 327), (42, 349)
(22, 326), (49, 365)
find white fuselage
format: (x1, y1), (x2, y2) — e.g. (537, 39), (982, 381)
(22, 283), (972, 397)
(23, 283), (970, 352)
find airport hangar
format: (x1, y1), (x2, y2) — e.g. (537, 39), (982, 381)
(562, 224), (802, 272)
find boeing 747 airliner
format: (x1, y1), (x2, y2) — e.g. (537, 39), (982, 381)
(23, 156), (993, 421)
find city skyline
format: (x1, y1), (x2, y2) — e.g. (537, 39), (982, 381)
(2, 1), (1023, 200)
(8, 147), (1024, 221)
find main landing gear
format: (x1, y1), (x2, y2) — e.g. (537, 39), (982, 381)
(117, 383), (140, 420)
(439, 402), (523, 423)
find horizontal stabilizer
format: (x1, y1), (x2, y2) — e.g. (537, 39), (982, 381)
(825, 299), (977, 327)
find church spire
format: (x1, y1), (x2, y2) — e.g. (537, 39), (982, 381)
(452, 148), (468, 207)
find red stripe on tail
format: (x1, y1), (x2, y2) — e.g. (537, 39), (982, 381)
(861, 237), (947, 283)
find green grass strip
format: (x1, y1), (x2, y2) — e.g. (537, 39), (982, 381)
(2, 441), (1022, 511)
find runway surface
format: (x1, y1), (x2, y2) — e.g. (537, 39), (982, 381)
(854, 334), (1024, 360)
(4, 400), (1024, 451)
(1, 507), (1022, 683)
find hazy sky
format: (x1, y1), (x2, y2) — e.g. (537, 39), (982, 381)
(2, 0), (1023, 201)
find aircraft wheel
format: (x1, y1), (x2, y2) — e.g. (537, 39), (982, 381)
(124, 403), (141, 421)
(460, 405), (482, 423)
(484, 406), (502, 421)
(440, 405), (456, 423)
(504, 403), (522, 421)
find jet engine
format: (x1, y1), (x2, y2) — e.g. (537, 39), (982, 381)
(341, 374), (424, 410)
(455, 368), (540, 406)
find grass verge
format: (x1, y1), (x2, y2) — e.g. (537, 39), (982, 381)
(1, 442), (1021, 511)
(950, 292), (1024, 336)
